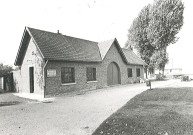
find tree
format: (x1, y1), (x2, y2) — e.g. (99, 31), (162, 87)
(150, 49), (169, 74)
(148, 0), (184, 49)
(148, 0), (184, 73)
(0, 63), (13, 77)
(125, 5), (155, 78)
(125, 0), (184, 76)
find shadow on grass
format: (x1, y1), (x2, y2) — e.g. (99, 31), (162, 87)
(0, 101), (21, 107)
(93, 87), (193, 135)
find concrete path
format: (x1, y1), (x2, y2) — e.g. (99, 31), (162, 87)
(0, 79), (178, 135)
(13, 92), (54, 102)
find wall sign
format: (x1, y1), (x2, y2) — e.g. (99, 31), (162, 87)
(47, 69), (56, 77)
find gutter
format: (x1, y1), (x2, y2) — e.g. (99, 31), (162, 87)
(43, 60), (48, 98)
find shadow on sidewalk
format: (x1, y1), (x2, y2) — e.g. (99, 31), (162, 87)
(0, 101), (21, 107)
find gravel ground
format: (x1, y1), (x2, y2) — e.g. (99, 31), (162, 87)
(0, 79), (180, 135)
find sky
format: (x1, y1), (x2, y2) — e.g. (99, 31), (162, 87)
(166, 0), (193, 73)
(0, 0), (192, 73)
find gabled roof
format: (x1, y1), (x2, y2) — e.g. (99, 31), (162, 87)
(14, 27), (146, 66)
(122, 48), (146, 65)
(98, 38), (128, 64)
(27, 27), (101, 62)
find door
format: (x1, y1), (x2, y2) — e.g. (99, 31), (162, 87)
(107, 62), (120, 85)
(29, 67), (34, 93)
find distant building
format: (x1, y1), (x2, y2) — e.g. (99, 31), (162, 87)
(155, 68), (182, 77)
(164, 68), (182, 76)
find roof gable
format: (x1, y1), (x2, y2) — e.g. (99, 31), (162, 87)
(98, 39), (115, 59)
(98, 38), (128, 64)
(14, 28), (31, 66)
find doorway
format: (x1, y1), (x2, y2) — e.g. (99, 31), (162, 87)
(29, 67), (34, 93)
(107, 62), (120, 86)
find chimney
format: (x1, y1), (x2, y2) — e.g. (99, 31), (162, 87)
(57, 30), (62, 35)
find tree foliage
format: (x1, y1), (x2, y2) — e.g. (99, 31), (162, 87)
(148, 0), (184, 49)
(125, 5), (154, 77)
(125, 0), (184, 76)
(0, 63), (13, 77)
(150, 49), (169, 73)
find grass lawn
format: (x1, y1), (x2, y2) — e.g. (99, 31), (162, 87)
(93, 87), (193, 135)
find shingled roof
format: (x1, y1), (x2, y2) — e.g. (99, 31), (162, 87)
(122, 48), (146, 65)
(14, 27), (146, 66)
(28, 27), (101, 62)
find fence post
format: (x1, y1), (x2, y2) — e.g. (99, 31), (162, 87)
(146, 80), (152, 90)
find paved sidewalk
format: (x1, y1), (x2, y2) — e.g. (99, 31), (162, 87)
(13, 93), (54, 102)
(0, 79), (178, 135)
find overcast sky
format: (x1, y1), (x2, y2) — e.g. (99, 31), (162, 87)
(0, 0), (192, 73)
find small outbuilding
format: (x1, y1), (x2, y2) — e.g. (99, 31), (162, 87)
(14, 27), (146, 97)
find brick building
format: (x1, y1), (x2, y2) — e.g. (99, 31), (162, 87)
(14, 27), (146, 97)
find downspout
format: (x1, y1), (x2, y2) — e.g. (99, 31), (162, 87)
(43, 60), (48, 98)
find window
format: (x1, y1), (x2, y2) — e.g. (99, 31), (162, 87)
(47, 69), (56, 77)
(61, 67), (75, 83)
(86, 68), (96, 81)
(136, 68), (140, 77)
(128, 68), (132, 78)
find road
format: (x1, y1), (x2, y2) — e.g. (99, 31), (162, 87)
(0, 79), (179, 135)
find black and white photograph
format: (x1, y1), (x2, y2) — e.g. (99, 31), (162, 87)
(0, 0), (192, 134)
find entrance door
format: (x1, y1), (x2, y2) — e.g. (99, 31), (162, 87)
(29, 67), (34, 93)
(107, 62), (120, 85)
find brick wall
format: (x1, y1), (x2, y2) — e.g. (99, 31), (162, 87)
(14, 38), (144, 97)
(45, 43), (144, 96)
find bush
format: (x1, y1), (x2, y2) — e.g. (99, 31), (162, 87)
(156, 74), (165, 80)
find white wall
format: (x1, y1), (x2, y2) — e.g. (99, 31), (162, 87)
(13, 37), (44, 95)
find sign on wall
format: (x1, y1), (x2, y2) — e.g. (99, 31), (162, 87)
(47, 69), (56, 77)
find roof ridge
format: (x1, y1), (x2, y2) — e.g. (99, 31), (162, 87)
(98, 38), (115, 43)
(27, 27), (98, 44)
